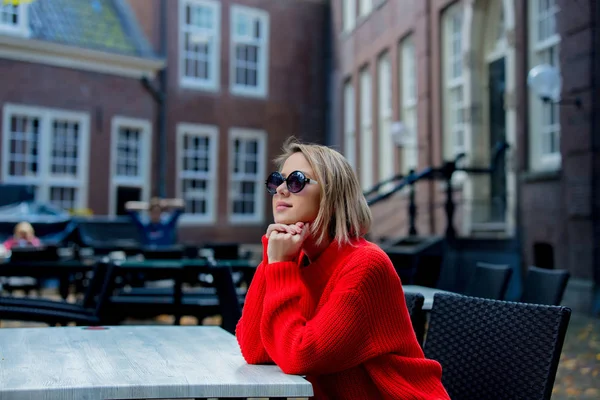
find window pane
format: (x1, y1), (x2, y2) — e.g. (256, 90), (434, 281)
(180, 132), (214, 216)
(8, 115), (41, 178)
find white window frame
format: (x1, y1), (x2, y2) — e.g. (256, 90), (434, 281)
(2, 103), (90, 210)
(528, 0), (561, 171)
(230, 5), (270, 98)
(400, 34), (418, 173)
(442, 4), (466, 161)
(176, 123), (219, 225)
(377, 52), (394, 183)
(358, 0), (372, 18)
(109, 117), (152, 216)
(359, 67), (373, 190)
(0, 2), (29, 37)
(178, 0), (221, 91)
(342, 0), (356, 32)
(228, 128), (266, 224)
(343, 80), (357, 170)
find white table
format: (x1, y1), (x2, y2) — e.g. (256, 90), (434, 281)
(0, 325), (313, 400)
(403, 285), (455, 310)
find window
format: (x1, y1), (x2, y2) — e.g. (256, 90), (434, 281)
(343, 80), (357, 170)
(110, 117), (151, 216)
(342, 0), (356, 32)
(442, 4), (465, 160)
(400, 35), (418, 173)
(359, 0), (372, 17)
(2, 104), (89, 211)
(230, 5), (269, 98)
(528, 0), (560, 171)
(359, 67), (373, 190)
(0, 2), (29, 36)
(229, 128), (266, 223)
(377, 53), (394, 183)
(177, 124), (218, 224)
(179, 0), (221, 90)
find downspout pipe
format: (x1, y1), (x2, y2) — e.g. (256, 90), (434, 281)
(141, 0), (168, 198)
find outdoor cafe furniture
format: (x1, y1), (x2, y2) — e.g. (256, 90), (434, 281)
(402, 285), (455, 310)
(520, 265), (570, 306)
(464, 262), (513, 300)
(423, 293), (571, 400)
(0, 325), (313, 400)
(0, 261), (114, 326)
(105, 259), (246, 332)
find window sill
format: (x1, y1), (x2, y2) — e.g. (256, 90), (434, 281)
(179, 78), (219, 93)
(230, 86), (268, 99)
(520, 169), (561, 183)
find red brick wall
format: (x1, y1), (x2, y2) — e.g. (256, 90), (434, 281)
(129, 0), (328, 244)
(0, 60), (155, 215)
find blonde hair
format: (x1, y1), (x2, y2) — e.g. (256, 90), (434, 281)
(274, 137), (372, 246)
(14, 221), (35, 239)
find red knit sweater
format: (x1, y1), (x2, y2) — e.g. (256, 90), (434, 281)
(236, 236), (450, 399)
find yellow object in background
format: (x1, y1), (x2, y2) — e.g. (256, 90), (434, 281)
(2, 0), (36, 5)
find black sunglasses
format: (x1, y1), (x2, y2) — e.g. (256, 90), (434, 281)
(265, 170), (318, 195)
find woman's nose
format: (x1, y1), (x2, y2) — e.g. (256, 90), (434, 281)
(276, 181), (288, 196)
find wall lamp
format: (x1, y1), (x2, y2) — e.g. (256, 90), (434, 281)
(527, 64), (582, 109)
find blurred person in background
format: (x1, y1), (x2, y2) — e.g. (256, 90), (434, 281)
(125, 197), (184, 247)
(3, 221), (41, 250)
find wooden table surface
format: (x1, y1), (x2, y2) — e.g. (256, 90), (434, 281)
(0, 326), (312, 400)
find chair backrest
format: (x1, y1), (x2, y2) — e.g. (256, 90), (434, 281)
(404, 292), (424, 320)
(142, 246), (184, 260)
(404, 292), (425, 345)
(464, 262), (512, 300)
(520, 266), (570, 306)
(91, 261), (118, 318)
(423, 293), (571, 400)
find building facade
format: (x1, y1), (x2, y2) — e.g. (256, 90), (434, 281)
(0, 0), (329, 245)
(0, 0), (163, 217)
(332, 0), (600, 296)
(128, 0), (328, 244)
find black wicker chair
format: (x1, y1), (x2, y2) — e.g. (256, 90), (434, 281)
(520, 266), (570, 306)
(0, 261), (115, 326)
(424, 293), (571, 400)
(404, 292), (425, 345)
(464, 262), (512, 300)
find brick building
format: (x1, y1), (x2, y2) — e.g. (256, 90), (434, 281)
(127, 0), (328, 244)
(331, 0), (600, 307)
(0, 0), (328, 245)
(0, 0), (163, 217)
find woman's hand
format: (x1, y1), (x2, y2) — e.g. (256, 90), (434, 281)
(267, 223), (310, 263)
(266, 222), (304, 238)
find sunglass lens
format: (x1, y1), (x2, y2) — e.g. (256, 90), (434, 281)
(287, 171), (305, 193)
(266, 172), (283, 194)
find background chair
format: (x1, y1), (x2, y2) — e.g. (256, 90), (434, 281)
(404, 292), (425, 345)
(464, 262), (512, 300)
(520, 266), (570, 306)
(423, 293), (571, 400)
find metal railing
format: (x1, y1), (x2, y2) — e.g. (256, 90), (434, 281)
(364, 141), (509, 239)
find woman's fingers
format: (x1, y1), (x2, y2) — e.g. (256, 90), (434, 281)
(266, 223), (303, 237)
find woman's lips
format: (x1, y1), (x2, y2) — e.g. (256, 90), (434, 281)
(275, 202), (292, 212)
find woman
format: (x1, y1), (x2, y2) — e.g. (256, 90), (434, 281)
(236, 139), (449, 399)
(3, 221), (41, 250)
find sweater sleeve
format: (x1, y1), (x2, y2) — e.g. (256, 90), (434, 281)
(260, 254), (381, 376)
(235, 237), (273, 365)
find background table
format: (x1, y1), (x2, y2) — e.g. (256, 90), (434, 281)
(402, 284), (455, 310)
(0, 326), (313, 400)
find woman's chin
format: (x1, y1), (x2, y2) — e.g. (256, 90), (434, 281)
(274, 215), (296, 225)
